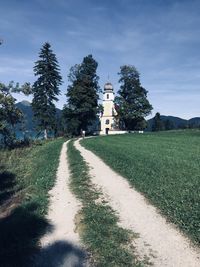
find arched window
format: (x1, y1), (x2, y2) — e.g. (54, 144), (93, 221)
(105, 119), (110, 125)
(107, 94), (109, 99)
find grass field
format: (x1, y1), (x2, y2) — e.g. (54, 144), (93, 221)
(81, 130), (200, 245)
(0, 138), (64, 267)
(67, 140), (142, 267)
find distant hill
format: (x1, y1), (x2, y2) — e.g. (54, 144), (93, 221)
(15, 101), (62, 135)
(16, 101), (35, 132)
(147, 115), (200, 131)
(188, 117), (200, 127)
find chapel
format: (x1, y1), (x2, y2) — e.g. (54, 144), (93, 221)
(100, 82), (117, 135)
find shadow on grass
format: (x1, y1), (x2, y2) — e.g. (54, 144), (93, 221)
(0, 202), (51, 267)
(0, 171), (16, 205)
(0, 171), (87, 266)
(32, 240), (87, 267)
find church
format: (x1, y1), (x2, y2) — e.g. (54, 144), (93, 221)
(100, 82), (117, 135)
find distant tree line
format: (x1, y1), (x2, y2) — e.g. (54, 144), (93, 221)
(152, 112), (177, 131)
(151, 112), (200, 132)
(1, 41), (153, 147)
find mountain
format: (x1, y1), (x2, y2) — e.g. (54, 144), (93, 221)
(15, 101), (62, 135)
(16, 101), (35, 131)
(147, 115), (200, 131)
(188, 117), (200, 127)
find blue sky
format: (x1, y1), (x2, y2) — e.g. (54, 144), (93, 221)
(1, 0), (200, 119)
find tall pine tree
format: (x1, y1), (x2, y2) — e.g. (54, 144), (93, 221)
(63, 55), (100, 136)
(115, 65), (152, 130)
(152, 112), (164, 131)
(32, 42), (62, 139)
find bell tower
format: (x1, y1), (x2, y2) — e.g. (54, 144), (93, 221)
(100, 82), (117, 135)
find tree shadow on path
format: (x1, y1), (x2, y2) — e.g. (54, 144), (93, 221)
(31, 240), (88, 267)
(0, 170), (88, 267)
(0, 200), (88, 267)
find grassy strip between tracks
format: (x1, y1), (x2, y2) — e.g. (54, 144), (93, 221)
(67, 140), (144, 267)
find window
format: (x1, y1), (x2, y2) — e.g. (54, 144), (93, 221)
(105, 119), (110, 125)
(107, 94), (109, 99)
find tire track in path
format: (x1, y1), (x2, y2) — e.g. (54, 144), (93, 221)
(34, 141), (87, 267)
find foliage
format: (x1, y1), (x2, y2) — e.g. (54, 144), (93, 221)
(0, 82), (31, 147)
(152, 112), (164, 131)
(63, 55), (100, 136)
(32, 42), (62, 139)
(115, 65), (152, 130)
(164, 119), (175, 130)
(0, 138), (64, 266)
(67, 141), (141, 266)
(82, 130), (200, 245)
(12, 82), (32, 96)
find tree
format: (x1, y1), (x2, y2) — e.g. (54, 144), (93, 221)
(12, 82), (32, 96)
(0, 81), (31, 147)
(152, 112), (164, 131)
(63, 55), (100, 136)
(115, 65), (153, 130)
(164, 119), (175, 131)
(32, 42), (62, 139)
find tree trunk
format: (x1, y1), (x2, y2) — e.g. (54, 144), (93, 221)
(44, 128), (48, 140)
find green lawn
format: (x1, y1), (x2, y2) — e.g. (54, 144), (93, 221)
(81, 130), (200, 245)
(0, 138), (64, 267)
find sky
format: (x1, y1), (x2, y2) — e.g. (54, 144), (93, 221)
(1, 0), (200, 119)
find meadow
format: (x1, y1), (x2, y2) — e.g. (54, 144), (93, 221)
(0, 138), (64, 266)
(81, 130), (200, 245)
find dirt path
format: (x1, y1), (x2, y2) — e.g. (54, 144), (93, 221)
(35, 141), (87, 267)
(75, 139), (200, 267)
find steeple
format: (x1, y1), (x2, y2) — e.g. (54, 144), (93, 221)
(103, 82), (114, 101)
(100, 81), (117, 134)
(104, 82), (113, 92)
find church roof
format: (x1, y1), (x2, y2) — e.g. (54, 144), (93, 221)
(104, 82), (113, 91)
